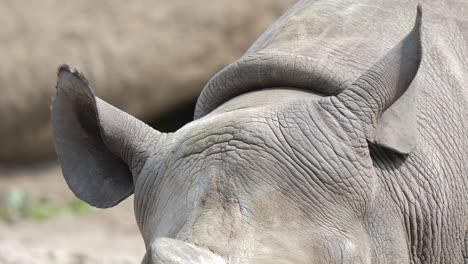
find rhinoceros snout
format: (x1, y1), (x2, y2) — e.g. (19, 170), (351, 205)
(142, 237), (226, 264)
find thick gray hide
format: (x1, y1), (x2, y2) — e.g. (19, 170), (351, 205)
(193, 0), (468, 262)
(194, 0), (468, 153)
(52, 0), (468, 263)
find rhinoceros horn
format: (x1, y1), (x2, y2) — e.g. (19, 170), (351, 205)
(141, 238), (226, 264)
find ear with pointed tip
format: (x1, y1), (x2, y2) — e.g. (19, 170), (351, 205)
(52, 65), (163, 208)
(321, 6), (422, 154)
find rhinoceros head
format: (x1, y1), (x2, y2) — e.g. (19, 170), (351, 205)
(52, 7), (421, 264)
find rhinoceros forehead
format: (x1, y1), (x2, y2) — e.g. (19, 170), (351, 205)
(194, 0), (418, 119)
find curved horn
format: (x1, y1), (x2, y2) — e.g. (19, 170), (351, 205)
(142, 238), (226, 264)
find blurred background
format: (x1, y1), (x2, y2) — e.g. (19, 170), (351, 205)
(0, 0), (295, 263)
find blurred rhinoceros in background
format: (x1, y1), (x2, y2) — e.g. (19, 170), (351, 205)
(0, 0), (295, 163)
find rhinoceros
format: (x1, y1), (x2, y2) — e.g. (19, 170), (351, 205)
(52, 0), (468, 263)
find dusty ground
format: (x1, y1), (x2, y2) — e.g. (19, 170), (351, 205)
(0, 163), (145, 264)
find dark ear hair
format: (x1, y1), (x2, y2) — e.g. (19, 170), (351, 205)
(322, 6), (422, 154)
(52, 65), (161, 208)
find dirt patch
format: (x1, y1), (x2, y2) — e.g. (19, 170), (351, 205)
(0, 163), (145, 264)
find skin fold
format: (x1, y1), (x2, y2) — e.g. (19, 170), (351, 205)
(51, 0), (467, 263)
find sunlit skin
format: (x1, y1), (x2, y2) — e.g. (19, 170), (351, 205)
(52, 1), (467, 263)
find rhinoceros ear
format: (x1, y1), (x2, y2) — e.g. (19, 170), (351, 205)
(329, 6), (422, 154)
(52, 65), (162, 208)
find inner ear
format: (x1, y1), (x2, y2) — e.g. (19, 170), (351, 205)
(76, 94), (101, 136)
(372, 75), (418, 154)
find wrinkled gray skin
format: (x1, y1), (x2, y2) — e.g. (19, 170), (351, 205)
(52, 0), (468, 263)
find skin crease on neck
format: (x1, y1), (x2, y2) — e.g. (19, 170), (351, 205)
(210, 88), (324, 116)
